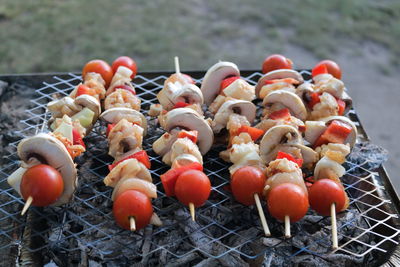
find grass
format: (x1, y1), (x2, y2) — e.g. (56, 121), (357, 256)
(0, 0), (399, 73)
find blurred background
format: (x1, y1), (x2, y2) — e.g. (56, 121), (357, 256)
(0, 0), (399, 194)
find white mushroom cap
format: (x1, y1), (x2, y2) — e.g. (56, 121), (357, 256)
(100, 107), (147, 136)
(201, 61), (240, 105)
(263, 90), (307, 121)
(158, 83), (204, 110)
(256, 69), (304, 98)
(74, 95), (101, 123)
(17, 133), (77, 206)
(163, 108), (213, 155)
(320, 116), (358, 149)
(212, 100), (256, 133)
(259, 125), (302, 162)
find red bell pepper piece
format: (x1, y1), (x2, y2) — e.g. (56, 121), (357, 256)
(108, 150), (151, 171)
(276, 151), (303, 167)
(106, 123), (115, 137)
(336, 98), (346, 116)
(173, 102), (190, 109)
(72, 128), (85, 149)
(160, 162), (204, 196)
(312, 64), (328, 78)
(313, 120), (352, 148)
(268, 108), (291, 120)
(178, 130), (198, 143)
(114, 84), (136, 95)
(308, 92), (321, 109)
(220, 76), (240, 92)
(76, 84), (96, 97)
(237, 125), (264, 141)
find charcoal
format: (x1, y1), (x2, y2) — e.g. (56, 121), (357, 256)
(347, 142), (388, 170)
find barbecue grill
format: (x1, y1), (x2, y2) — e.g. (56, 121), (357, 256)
(0, 70), (399, 266)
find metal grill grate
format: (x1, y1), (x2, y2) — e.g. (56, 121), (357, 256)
(0, 71), (399, 265)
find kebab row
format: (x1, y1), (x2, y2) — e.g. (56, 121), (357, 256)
(198, 57), (357, 248)
(152, 58), (213, 221)
(7, 60), (108, 214)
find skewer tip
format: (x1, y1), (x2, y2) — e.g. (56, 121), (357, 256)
(284, 215), (291, 238)
(189, 202), (195, 221)
(331, 203), (338, 250)
(174, 56), (180, 74)
(130, 216), (136, 232)
(254, 193), (271, 236)
(21, 196), (33, 216)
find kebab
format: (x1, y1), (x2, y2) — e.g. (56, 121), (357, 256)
(99, 59), (161, 231)
(199, 61), (273, 236)
(7, 59), (111, 214)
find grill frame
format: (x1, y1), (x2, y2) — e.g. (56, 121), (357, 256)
(0, 71), (399, 266)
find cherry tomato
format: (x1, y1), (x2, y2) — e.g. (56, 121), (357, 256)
(82, 59), (113, 87)
(314, 60), (342, 79)
(113, 190), (153, 230)
(262, 54), (293, 74)
(267, 183), (309, 222)
(174, 170), (211, 207)
(231, 166), (266, 206)
(20, 164), (64, 206)
(112, 56), (138, 79)
(308, 179), (346, 216)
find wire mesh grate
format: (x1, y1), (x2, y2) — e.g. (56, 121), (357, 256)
(0, 71), (399, 265)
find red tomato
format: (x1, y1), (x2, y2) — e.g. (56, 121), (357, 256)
(267, 183), (309, 222)
(82, 60), (113, 87)
(308, 179), (346, 216)
(20, 164), (64, 206)
(113, 190), (153, 230)
(314, 60), (342, 79)
(262, 54), (293, 74)
(174, 170), (211, 207)
(220, 76), (240, 92)
(112, 56), (138, 79)
(231, 166), (266, 206)
(114, 84), (136, 95)
(160, 163), (203, 196)
(76, 84), (96, 97)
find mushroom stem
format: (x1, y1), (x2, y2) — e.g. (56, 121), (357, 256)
(174, 56), (180, 74)
(21, 196), (33, 216)
(331, 203), (338, 249)
(254, 193), (271, 236)
(189, 202), (195, 221)
(284, 215), (291, 238)
(130, 216), (136, 231)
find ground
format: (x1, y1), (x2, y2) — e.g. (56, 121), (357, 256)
(0, 0), (399, 194)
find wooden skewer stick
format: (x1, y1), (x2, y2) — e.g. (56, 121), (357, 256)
(189, 202), (195, 221)
(284, 215), (291, 238)
(174, 56), (180, 74)
(21, 196), (33, 216)
(130, 216), (136, 231)
(331, 203), (338, 249)
(254, 193), (271, 236)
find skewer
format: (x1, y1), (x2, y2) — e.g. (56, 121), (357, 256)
(331, 203), (338, 249)
(254, 193), (271, 236)
(174, 56), (180, 74)
(284, 215), (291, 238)
(130, 216), (136, 231)
(189, 202), (195, 221)
(21, 196), (33, 216)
